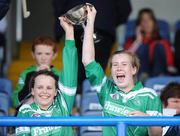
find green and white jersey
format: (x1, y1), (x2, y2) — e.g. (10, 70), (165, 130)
(85, 61), (162, 136)
(11, 64), (59, 108)
(16, 40), (78, 136)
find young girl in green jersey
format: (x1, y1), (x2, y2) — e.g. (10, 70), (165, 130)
(82, 5), (162, 136)
(15, 16), (78, 136)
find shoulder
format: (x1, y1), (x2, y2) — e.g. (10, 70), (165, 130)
(20, 65), (37, 75)
(18, 66), (37, 83)
(18, 104), (33, 115)
(51, 67), (59, 74)
(135, 87), (158, 98)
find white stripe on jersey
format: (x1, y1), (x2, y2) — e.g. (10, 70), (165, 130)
(18, 77), (24, 84)
(91, 76), (107, 93)
(146, 110), (162, 116)
(119, 87), (158, 100)
(58, 81), (76, 96)
(136, 94), (155, 99)
(16, 127), (30, 135)
(19, 104), (53, 116)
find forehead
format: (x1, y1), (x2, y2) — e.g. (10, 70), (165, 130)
(34, 75), (55, 85)
(168, 97), (180, 101)
(141, 13), (152, 20)
(34, 44), (54, 52)
(112, 53), (132, 63)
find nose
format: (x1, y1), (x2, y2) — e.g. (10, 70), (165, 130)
(41, 55), (46, 60)
(117, 65), (122, 71)
(42, 88), (47, 93)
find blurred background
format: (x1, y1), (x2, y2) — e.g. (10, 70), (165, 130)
(0, 0), (180, 135)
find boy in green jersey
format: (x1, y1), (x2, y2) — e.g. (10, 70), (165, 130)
(11, 36), (59, 108)
(16, 16), (78, 136)
(82, 5), (162, 136)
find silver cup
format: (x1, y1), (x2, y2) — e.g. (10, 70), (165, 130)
(64, 3), (101, 43)
(64, 4), (87, 25)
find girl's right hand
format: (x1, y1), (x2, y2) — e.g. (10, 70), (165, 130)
(59, 16), (74, 33)
(59, 16), (74, 40)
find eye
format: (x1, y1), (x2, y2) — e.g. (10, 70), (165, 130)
(122, 63), (127, 66)
(172, 100), (179, 103)
(112, 63), (118, 67)
(37, 86), (43, 89)
(47, 86), (53, 90)
(45, 52), (51, 56)
(37, 52), (42, 55)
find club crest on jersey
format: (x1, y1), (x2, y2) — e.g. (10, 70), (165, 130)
(32, 113), (41, 117)
(110, 93), (120, 100)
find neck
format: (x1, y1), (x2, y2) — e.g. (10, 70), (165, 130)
(119, 82), (135, 93)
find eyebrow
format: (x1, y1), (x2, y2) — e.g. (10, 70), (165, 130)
(112, 61), (129, 64)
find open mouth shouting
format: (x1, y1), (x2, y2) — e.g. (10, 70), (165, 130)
(116, 73), (125, 83)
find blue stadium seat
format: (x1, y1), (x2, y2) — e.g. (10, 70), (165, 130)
(79, 127), (102, 136)
(81, 80), (102, 116)
(176, 20), (180, 30)
(144, 76), (180, 95)
(0, 78), (12, 115)
(124, 19), (170, 43)
(80, 80), (103, 136)
(0, 78), (12, 136)
(82, 79), (96, 94)
(81, 92), (102, 116)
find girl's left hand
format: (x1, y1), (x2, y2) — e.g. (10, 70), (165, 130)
(85, 4), (97, 27)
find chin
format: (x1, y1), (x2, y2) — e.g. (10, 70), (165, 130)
(116, 82), (127, 89)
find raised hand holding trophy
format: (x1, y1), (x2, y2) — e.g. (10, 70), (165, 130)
(64, 3), (101, 43)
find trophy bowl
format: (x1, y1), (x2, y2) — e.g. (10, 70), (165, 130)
(64, 3), (102, 43)
(64, 4), (91, 25)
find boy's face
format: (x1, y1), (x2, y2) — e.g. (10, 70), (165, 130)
(111, 53), (137, 91)
(31, 74), (57, 110)
(32, 44), (56, 67)
(166, 97), (180, 114)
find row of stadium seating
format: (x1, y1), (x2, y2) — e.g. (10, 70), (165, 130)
(79, 76), (180, 136)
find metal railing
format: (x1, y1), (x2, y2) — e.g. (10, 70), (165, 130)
(0, 116), (180, 136)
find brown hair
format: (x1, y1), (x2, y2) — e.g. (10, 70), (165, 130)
(136, 8), (161, 40)
(110, 50), (140, 76)
(32, 36), (57, 53)
(160, 82), (180, 107)
(30, 70), (59, 91)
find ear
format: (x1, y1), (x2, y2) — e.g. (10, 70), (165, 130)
(53, 53), (57, 60)
(31, 88), (35, 96)
(54, 89), (58, 97)
(132, 66), (137, 75)
(31, 52), (35, 59)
